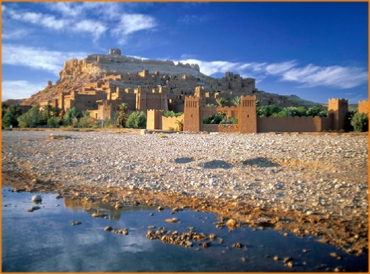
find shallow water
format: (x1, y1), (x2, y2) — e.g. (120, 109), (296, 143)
(2, 187), (368, 272)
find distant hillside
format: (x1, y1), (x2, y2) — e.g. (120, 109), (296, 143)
(2, 99), (25, 106)
(17, 50), (323, 109)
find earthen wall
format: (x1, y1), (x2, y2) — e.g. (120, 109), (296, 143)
(257, 116), (324, 132)
(162, 114), (184, 130)
(358, 100), (368, 114)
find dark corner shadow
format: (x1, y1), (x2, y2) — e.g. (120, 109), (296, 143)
(175, 157), (194, 164)
(242, 157), (280, 168)
(201, 160), (233, 169)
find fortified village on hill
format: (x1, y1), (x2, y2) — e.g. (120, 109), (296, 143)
(30, 48), (368, 133)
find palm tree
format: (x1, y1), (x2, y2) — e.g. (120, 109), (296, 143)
(231, 96), (241, 106)
(44, 105), (53, 119)
(117, 102), (128, 127)
(175, 119), (184, 131)
(215, 97), (228, 107)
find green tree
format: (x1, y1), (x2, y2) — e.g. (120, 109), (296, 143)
(257, 104), (282, 117)
(17, 105), (40, 128)
(203, 112), (225, 124)
(63, 107), (80, 126)
(44, 105), (53, 119)
(206, 103), (216, 108)
(78, 116), (96, 128)
(2, 112), (17, 128)
(231, 96), (241, 106)
(116, 102), (128, 127)
(215, 97), (228, 107)
(126, 111), (146, 128)
(51, 106), (61, 117)
(163, 110), (183, 117)
(307, 106), (323, 117)
(296, 106), (307, 117)
(351, 112), (368, 132)
(47, 117), (61, 128)
(2, 102), (9, 118)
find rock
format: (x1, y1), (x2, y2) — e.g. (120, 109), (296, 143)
(287, 262), (293, 268)
(209, 233), (217, 240)
(165, 218), (179, 223)
(202, 242), (211, 248)
(72, 221), (81, 226)
(115, 203), (122, 210)
(283, 257), (292, 263)
(233, 243), (243, 249)
(157, 206), (164, 211)
(185, 241), (193, 247)
(226, 218), (237, 229)
(27, 206), (40, 212)
(55, 194), (63, 199)
(31, 195), (42, 203)
(104, 226), (113, 232)
(273, 256), (279, 261)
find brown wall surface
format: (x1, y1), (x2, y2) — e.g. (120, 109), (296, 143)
(358, 100), (368, 114)
(162, 114), (184, 130)
(257, 116), (324, 132)
(184, 97), (201, 131)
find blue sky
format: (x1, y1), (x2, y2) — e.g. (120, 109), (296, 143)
(2, 2), (368, 104)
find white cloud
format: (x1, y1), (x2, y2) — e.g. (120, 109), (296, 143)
(265, 60), (297, 75)
(45, 2), (124, 20)
(2, 44), (88, 76)
(2, 29), (29, 40)
(111, 14), (157, 44)
(179, 57), (367, 89)
(7, 9), (68, 30)
(2, 81), (46, 100)
(178, 14), (211, 24)
(282, 64), (368, 89)
(74, 20), (107, 41)
(4, 6), (107, 41)
(178, 58), (266, 76)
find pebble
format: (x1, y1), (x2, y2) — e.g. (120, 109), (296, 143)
(31, 195), (42, 202)
(104, 226), (113, 231)
(27, 206), (40, 212)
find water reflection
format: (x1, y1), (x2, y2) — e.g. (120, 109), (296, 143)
(63, 196), (155, 221)
(2, 187), (368, 272)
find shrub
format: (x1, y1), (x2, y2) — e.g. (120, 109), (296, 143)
(63, 107), (80, 126)
(78, 116), (97, 128)
(351, 112), (368, 132)
(203, 112), (226, 124)
(163, 110), (183, 117)
(126, 111), (146, 128)
(47, 117), (61, 128)
(2, 112), (18, 128)
(17, 106), (39, 128)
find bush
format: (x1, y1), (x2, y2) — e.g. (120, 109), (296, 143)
(47, 117), (61, 128)
(78, 116), (97, 128)
(163, 110), (183, 117)
(203, 112), (225, 124)
(17, 106), (39, 128)
(126, 111), (146, 128)
(63, 107), (80, 126)
(351, 112), (368, 132)
(2, 112), (18, 128)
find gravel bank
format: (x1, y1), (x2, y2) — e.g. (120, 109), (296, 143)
(2, 130), (368, 254)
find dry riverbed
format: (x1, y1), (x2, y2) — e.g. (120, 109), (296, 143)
(2, 129), (368, 255)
